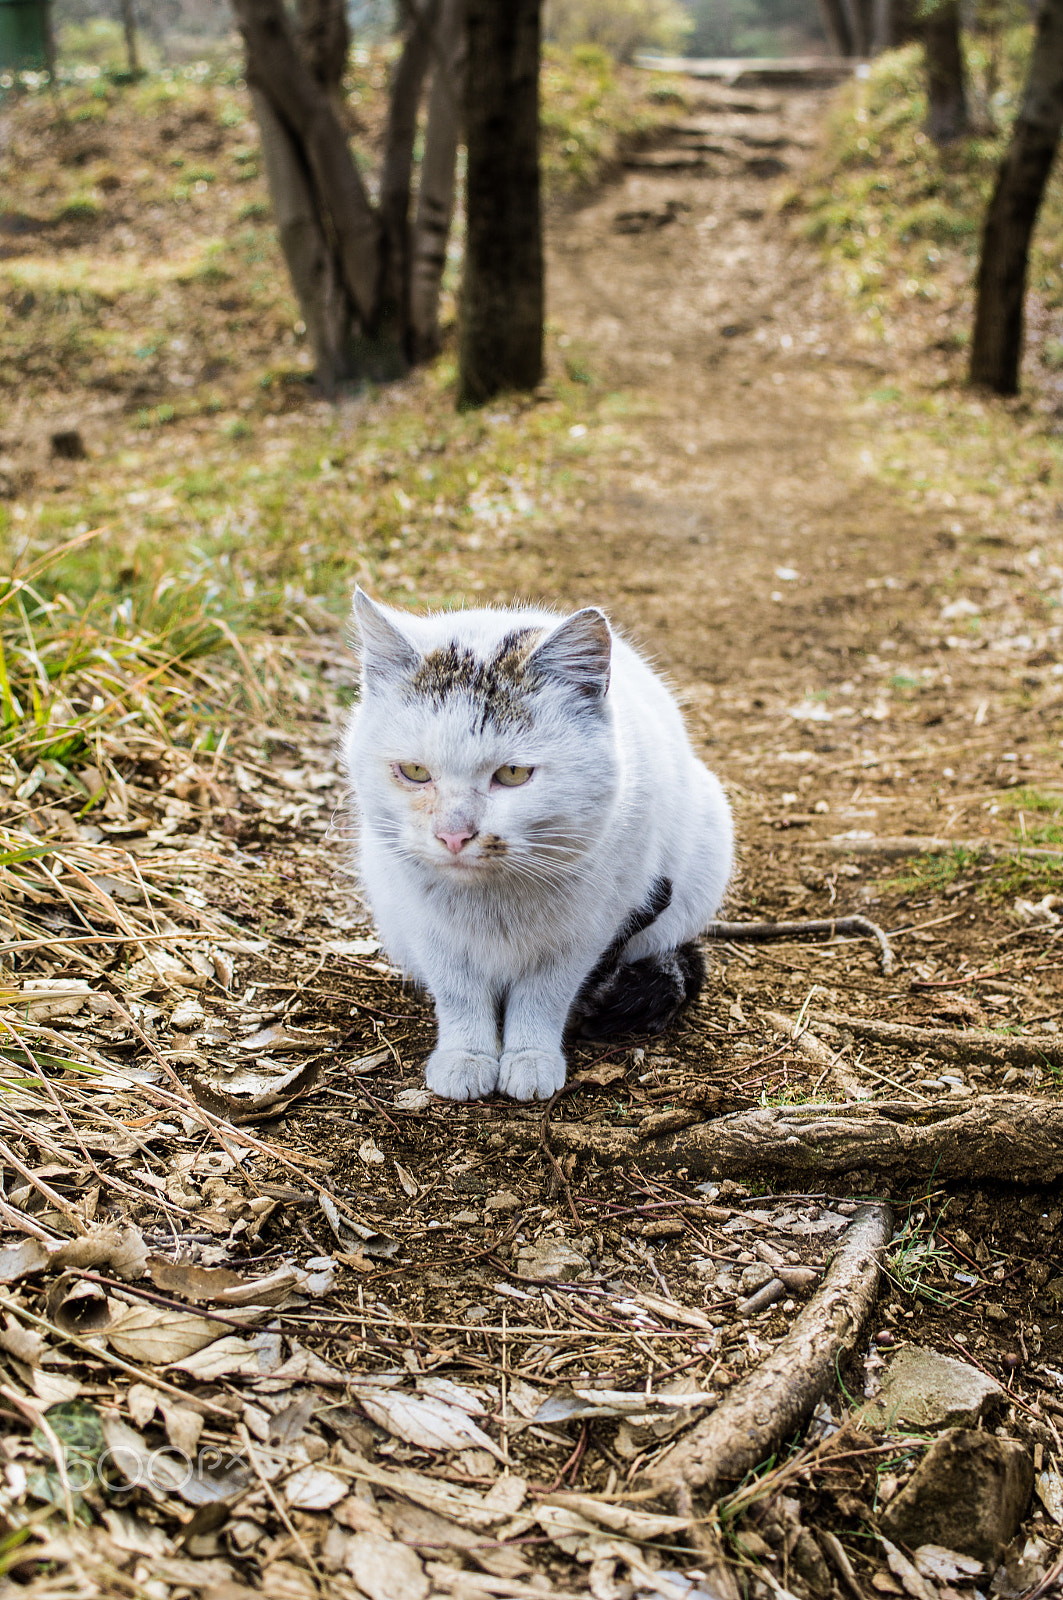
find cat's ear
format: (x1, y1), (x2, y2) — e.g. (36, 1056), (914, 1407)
(351, 589), (419, 688)
(529, 608), (612, 700)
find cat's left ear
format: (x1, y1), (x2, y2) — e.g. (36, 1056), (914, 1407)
(529, 608), (611, 700)
(350, 589), (419, 688)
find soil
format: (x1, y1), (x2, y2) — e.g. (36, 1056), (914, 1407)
(4, 71), (1063, 1595)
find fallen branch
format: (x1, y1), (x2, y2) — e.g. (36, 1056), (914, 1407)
(644, 1202), (892, 1503)
(824, 834), (1063, 862)
(812, 1008), (1063, 1070)
(520, 1093), (1063, 1183)
(706, 916), (895, 975)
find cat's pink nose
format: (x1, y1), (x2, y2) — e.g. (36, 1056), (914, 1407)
(437, 827), (477, 855)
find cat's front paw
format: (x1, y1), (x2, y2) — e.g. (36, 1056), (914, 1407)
(498, 1048), (566, 1102)
(425, 1048), (499, 1101)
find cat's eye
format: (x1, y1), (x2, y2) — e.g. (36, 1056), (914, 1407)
(397, 762), (431, 783)
(493, 764), (533, 788)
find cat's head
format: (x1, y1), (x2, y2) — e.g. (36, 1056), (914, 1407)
(344, 591), (619, 880)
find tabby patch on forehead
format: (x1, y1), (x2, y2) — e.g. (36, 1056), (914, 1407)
(407, 627), (546, 727)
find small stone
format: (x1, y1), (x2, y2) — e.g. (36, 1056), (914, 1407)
(876, 1330), (896, 1347)
(778, 1265), (819, 1291)
(516, 1237), (590, 1282)
(858, 1345), (1004, 1430)
(739, 1262), (776, 1295)
(485, 1190), (522, 1214)
(881, 1429), (1033, 1562)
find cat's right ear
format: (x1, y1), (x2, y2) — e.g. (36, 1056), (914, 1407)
(350, 589), (419, 689)
(529, 608), (612, 701)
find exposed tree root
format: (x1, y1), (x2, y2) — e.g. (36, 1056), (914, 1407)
(528, 1093), (1063, 1183)
(812, 1008), (1063, 1069)
(706, 915), (895, 974)
(643, 1202), (893, 1503)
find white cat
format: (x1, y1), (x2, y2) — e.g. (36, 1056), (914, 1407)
(342, 592), (733, 1102)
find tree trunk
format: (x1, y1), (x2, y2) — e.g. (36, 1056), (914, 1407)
(924, 0), (969, 143)
(815, 0), (854, 57)
(119, 0), (139, 74)
(232, 0), (383, 384)
(251, 87), (355, 392)
(970, 0), (1063, 393)
(879, 0), (918, 48)
(378, 0), (441, 362)
(295, 0), (349, 91)
(410, 0), (465, 362)
(847, 0), (873, 56)
(458, 0), (544, 407)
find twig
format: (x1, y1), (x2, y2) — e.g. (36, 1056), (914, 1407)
(708, 916), (895, 975)
(812, 1007), (1063, 1068)
(236, 1423), (323, 1582)
(540, 1084), (582, 1225)
(644, 1203), (893, 1503)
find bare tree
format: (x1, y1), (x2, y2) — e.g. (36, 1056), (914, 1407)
(458, 0), (544, 407)
(231, 0), (463, 392)
(970, 0), (1063, 392)
(411, 0), (465, 362)
(923, 0), (970, 143)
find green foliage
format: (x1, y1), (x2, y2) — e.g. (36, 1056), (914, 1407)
(544, 0), (692, 62)
(797, 32), (1063, 342)
(540, 44), (687, 196)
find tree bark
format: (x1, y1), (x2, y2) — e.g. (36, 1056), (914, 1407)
(232, 0), (380, 333)
(378, 0), (441, 361)
(251, 87), (355, 392)
(411, 0), (465, 362)
(458, 0), (544, 406)
(645, 1204), (892, 1503)
(526, 1094), (1063, 1184)
(296, 0), (349, 92)
(924, 0), (970, 143)
(970, 0), (1063, 393)
(815, 0), (855, 57)
(847, 0), (874, 56)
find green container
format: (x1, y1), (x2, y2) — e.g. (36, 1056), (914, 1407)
(0, 0), (50, 73)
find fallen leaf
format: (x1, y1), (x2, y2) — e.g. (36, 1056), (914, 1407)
(1036, 1468), (1063, 1526)
(913, 1546), (985, 1582)
(343, 1531), (429, 1600)
(881, 1538), (938, 1600)
(354, 1385), (506, 1461)
(170, 1336), (267, 1380)
(106, 1303), (229, 1365)
(284, 1463), (348, 1511)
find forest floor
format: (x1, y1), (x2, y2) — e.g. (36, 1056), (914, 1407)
(1, 64), (1063, 1600)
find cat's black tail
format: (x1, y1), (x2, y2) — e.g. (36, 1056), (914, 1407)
(569, 876), (705, 1040)
(574, 942), (705, 1041)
